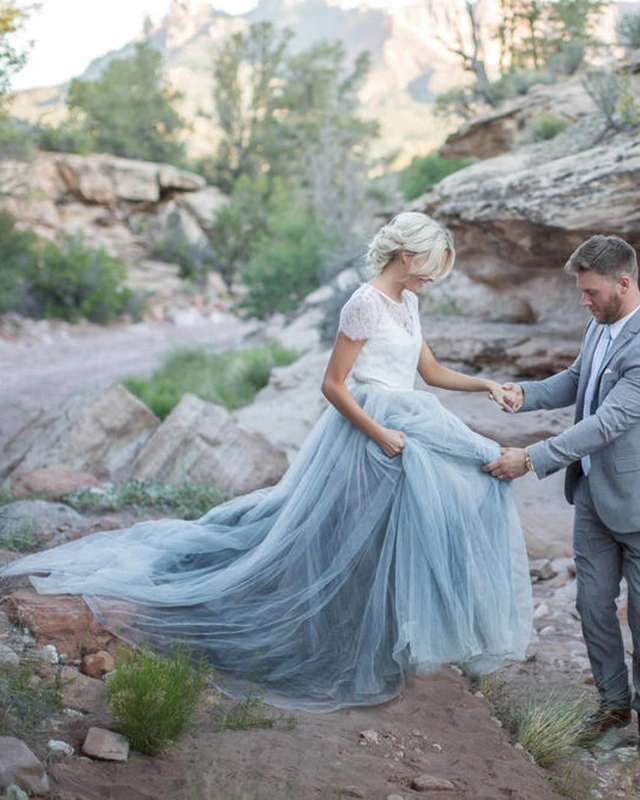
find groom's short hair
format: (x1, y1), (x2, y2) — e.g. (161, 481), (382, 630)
(565, 235), (638, 282)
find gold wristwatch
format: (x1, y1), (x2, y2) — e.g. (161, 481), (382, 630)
(524, 449), (533, 472)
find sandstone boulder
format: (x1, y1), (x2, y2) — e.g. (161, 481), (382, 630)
(0, 384), (159, 482)
(0, 737), (49, 796)
(11, 466), (101, 498)
(0, 500), (84, 543)
(418, 132), (640, 329)
(129, 393), (290, 495)
(2, 589), (118, 656)
(56, 153), (205, 205)
(236, 350), (331, 460)
(439, 77), (595, 160)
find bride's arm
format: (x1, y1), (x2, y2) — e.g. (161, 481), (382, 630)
(417, 340), (512, 409)
(322, 333), (406, 457)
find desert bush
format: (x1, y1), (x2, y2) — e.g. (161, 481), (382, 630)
(33, 118), (94, 155)
(123, 343), (297, 419)
(149, 237), (213, 282)
(399, 152), (475, 201)
(30, 235), (139, 323)
(64, 480), (226, 520)
(0, 213), (140, 323)
(531, 113), (568, 141)
(618, 12), (640, 50)
(583, 69), (640, 132)
(0, 666), (63, 738)
(106, 645), (209, 755)
(237, 210), (327, 320)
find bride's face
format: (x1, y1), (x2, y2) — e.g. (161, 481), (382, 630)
(402, 253), (436, 293)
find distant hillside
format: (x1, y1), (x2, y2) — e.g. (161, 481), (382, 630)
(8, 0), (628, 162)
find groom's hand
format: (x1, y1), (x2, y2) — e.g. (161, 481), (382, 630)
(502, 383), (523, 412)
(483, 447), (528, 481)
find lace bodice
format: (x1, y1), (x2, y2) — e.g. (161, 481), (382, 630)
(338, 284), (423, 390)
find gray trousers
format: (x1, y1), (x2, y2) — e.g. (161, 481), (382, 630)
(574, 475), (640, 712)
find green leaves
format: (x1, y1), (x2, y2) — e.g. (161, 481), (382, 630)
(63, 42), (186, 164)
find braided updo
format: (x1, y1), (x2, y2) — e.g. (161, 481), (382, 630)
(366, 212), (455, 278)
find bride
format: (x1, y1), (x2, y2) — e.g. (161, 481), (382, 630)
(1, 212), (532, 711)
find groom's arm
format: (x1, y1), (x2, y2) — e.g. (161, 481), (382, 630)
(519, 351), (582, 412)
(527, 362), (640, 478)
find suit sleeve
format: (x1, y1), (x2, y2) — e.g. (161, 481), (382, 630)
(527, 363), (640, 478)
(520, 352), (582, 411)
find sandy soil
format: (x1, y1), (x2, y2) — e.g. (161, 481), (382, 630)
(42, 669), (567, 800)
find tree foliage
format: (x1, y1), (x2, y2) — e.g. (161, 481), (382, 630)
(208, 22), (379, 304)
(65, 42), (186, 164)
(436, 0), (607, 118)
(0, 0), (27, 100)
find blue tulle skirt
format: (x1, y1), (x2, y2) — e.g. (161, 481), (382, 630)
(2, 386), (532, 711)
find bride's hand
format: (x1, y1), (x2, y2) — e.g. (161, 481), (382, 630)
(376, 427), (406, 457)
(487, 381), (520, 413)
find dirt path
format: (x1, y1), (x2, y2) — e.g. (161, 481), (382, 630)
(0, 313), (257, 449)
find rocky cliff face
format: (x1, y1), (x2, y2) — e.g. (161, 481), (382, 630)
(414, 57), (640, 333)
(0, 151), (229, 298)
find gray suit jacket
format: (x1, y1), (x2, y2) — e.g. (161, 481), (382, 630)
(521, 309), (640, 533)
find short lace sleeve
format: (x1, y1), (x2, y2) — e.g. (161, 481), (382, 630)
(338, 287), (381, 341)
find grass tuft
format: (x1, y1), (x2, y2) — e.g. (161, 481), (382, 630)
(123, 343), (297, 419)
(211, 688), (297, 731)
(63, 479), (225, 520)
(511, 693), (590, 767)
(0, 666), (63, 738)
(106, 644), (209, 756)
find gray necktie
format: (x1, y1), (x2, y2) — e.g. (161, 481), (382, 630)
(581, 326), (612, 476)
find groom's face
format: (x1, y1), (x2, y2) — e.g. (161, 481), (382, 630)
(577, 270), (624, 324)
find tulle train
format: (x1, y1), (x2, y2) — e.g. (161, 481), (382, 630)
(2, 386), (532, 711)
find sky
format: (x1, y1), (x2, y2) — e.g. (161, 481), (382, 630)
(12, 0), (411, 91)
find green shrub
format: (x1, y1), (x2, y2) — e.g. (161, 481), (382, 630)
(64, 480), (226, 520)
(531, 113), (568, 141)
(106, 645), (209, 755)
(33, 118), (95, 155)
(31, 235), (138, 323)
(0, 212), (38, 315)
(0, 666), (63, 738)
(123, 343), (297, 419)
(149, 237), (212, 282)
(237, 211), (328, 320)
(398, 152), (475, 201)
(0, 213), (140, 323)
(618, 12), (640, 50)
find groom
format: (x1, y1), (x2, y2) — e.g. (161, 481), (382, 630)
(485, 234), (640, 743)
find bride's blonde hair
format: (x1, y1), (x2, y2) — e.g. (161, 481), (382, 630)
(367, 212), (455, 279)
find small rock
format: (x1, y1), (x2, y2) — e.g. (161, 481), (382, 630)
(529, 558), (557, 581)
(82, 727), (129, 761)
(410, 774), (456, 792)
(0, 736), (49, 795)
(59, 666), (107, 714)
(533, 602), (550, 620)
(386, 795), (406, 800)
(0, 643), (20, 666)
(359, 729), (380, 745)
(6, 785), (29, 800)
(80, 650), (114, 679)
(47, 740), (74, 757)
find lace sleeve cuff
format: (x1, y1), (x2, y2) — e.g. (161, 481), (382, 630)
(338, 288), (380, 341)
